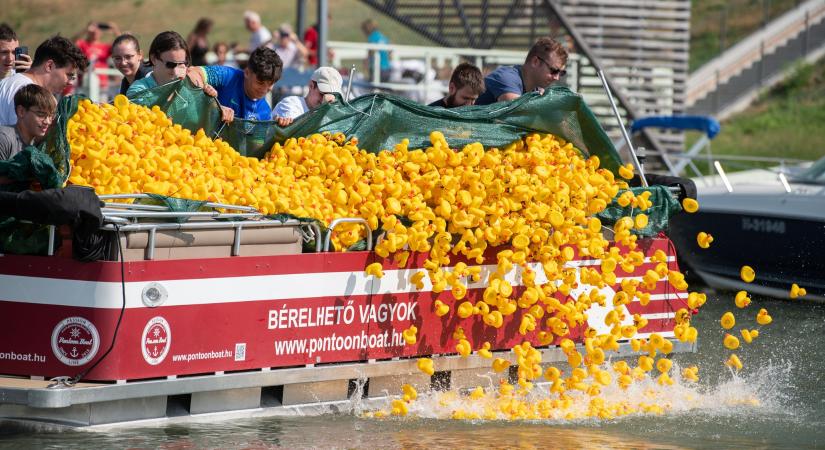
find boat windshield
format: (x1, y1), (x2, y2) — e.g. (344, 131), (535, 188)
(791, 156), (825, 185)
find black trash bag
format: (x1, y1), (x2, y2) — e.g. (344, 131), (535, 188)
(631, 173), (697, 201)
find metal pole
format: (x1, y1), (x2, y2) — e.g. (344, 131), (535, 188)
(596, 68), (648, 187)
(317, 0), (329, 67)
(296, 0), (307, 39)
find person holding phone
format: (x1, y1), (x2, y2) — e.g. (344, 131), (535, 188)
(0, 24), (32, 79)
(0, 36), (87, 126)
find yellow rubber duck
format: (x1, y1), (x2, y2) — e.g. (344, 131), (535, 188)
(723, 333), (740, 350)
(638, 355), (654, 372)
(478, 342), (493, 359)
(726, 354), (743, 371)
(790, 283), (807, 299)
(656, 358), (673, 373)
(756, 308), (773, 325)
(433, 299), (450, 317)
(682, 198), (699, 213)
(469, 386), (485, 400)
(734, 291), (751, 308)
(740, 265), (756, 283)
(456, 301), (474, 319)
(417, 358), (434, 376)
(365, 262), (384, 278)
(741, 328), (759, 343)
(402, 326), (418, 345)
(682, 366), (699, 382)
(402, 383), (418, 402)
(455, 339), (472, 357)
(696, 232), (714, 249)
(492, 358), (511, 373)
(720, 311), (736, 330)
(391, 399), (409, 416)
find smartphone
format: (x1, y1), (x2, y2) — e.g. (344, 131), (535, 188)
(14, 46), (28, 60)
(97, 22), (111, 30)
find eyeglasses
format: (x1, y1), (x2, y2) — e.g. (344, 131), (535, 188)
(160, 59), (188, 69)
(28, 109), (56, 121)
(537, 56), (567, 77)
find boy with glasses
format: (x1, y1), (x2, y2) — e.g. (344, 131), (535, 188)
(475, 37), (568, 106)
(0, 36), (86, 126)
(0, 84), (57, 160)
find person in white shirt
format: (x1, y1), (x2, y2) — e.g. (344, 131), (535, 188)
(272, 24), (308, 69)
(272, 66), (343, 124)
(0, 36), (87, 126)
(244, 11), (272, 52)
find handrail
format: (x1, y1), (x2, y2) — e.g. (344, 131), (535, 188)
(687, 0), (825, 105)
(323, 218), (373, 252)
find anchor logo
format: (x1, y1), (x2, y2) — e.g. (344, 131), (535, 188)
(141, 317), (171, 366)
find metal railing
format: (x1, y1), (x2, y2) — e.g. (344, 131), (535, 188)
(687, 0), (825, 111)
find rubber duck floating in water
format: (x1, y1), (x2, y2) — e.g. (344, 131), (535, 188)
(790, 283), (807, 299)
(741, 328), (759, 343)
(723, 333), (740, 350)
(734, 291), (751, 308)
(720, 311), (736, 330)
(756, 308), (773, 325)
(726, 354), (743, 371)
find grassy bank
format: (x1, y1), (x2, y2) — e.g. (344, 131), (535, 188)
(2, 0), (434, 52)
(686, 56), (825, 169)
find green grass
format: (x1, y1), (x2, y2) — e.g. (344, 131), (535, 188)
(690, 0), (799, 71)
(3, 0), (434, 54)
(685, 56), (825, 171)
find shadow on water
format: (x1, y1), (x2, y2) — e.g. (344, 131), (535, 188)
(3, 286), (825, 449)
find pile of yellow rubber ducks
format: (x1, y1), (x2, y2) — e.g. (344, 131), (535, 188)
(68, 95), (722, 421)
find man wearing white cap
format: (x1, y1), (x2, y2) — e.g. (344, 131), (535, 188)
(272, 66), (342, 124)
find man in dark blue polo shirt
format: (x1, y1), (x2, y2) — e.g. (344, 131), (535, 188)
(476, 37), (568, 105)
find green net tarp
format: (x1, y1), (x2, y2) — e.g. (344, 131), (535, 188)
(596, 185), (682, 237)
(127, 79), (622, 172)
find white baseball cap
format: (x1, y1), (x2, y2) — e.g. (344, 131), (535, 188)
(311, 67), (343, 94)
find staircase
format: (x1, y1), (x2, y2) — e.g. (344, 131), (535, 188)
(687, 0), (825, 119)
(357, 0), (691, 169)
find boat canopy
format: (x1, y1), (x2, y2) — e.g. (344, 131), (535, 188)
(631, 116), (721, 139)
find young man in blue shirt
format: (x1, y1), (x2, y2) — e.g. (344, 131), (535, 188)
(188, 46), (284, 123)
(475, 37), (568, 106)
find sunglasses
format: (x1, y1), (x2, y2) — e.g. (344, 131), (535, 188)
(537, 56), (567, 77)
(160, 59), (188, 69)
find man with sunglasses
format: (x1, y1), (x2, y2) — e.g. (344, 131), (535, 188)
(475, 37), (568, 106)
(0, 36), (87, 126)
(0, 84), (56, 161)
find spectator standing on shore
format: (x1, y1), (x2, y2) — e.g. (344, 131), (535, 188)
(213, 42), (237, 68)
(272, 66), (342, 123)
(111, 34), (150, 95)
(0, 36), (87, 126)
(0, 24), (32, 79)
(272, 24), (308, 69)
(74, 21), (121, 93)
(303, 14), (333, 68)
(429, 62), (485, 108)
(126, 31), (190, 96)
(0, 84), (56, 160)
(187, 46), (283, 122)
(361, 19), (391, 82)
(187, 18), (213, 67)
(475, 37), (568, 105)
(244, 11), (272, 52)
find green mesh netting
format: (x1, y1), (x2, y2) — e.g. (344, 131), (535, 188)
(126, 79), (622, 172)
(596, 185), (682, 237)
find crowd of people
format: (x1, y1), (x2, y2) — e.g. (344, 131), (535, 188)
(0, 12), (570, 162)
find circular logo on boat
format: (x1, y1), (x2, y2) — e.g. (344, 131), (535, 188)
(51, 317), (100, 366)
(141, 316), (171, 366)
